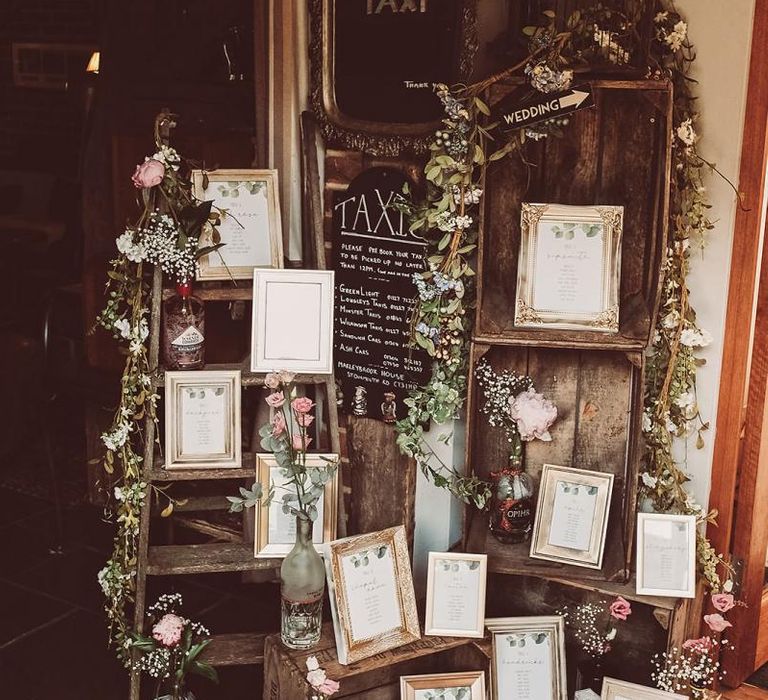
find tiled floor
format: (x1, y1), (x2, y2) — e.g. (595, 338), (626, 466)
(0, 488), (273, 699)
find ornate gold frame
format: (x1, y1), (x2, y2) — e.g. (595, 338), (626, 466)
(192, 169), (283, 280)
(529, 464), (614, 570)
(308, 0), (478, 157)
(486, 616), (567, 700)
(515, 202), (623, 333)
(164, 370), (241, 470)
(324, 525), (420, 664)
(253, 453), (339, 558)
(400, 671), (486, 700)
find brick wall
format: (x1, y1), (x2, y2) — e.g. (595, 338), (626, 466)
(0, 0), (99, 175)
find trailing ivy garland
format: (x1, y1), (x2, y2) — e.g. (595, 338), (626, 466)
(396, 2), (731, 589)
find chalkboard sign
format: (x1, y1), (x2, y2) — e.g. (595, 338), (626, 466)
(333, 167), (430, 422)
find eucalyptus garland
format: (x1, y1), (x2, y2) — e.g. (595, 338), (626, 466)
(397, 1), (731, 589)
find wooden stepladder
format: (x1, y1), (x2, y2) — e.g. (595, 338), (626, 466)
(129, 113), (343, 700)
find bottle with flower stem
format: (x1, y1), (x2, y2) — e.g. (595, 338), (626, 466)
(489, 434), (535, 544)
(162, 281), (205, 370)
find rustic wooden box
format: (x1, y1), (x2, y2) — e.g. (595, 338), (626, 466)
(476, 80), (672, 350)
(464, 343), (642, 583)
(263, 625), (490, 699)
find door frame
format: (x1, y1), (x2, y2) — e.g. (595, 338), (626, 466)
(708, 0), (768, 687)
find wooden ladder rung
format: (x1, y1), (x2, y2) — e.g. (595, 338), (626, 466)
(146, 542), (279, 575)
(199, 632), (266, 666)
(161, 287), (253, 302)
(152, 365), (333, 387)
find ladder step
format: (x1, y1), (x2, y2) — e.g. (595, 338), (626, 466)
(152, 363), (332, 387)
(162, 287), (253, 302)
(150, 453), (256, 482)
(147, 542), (279, 575)
(199, 632), (266, 666)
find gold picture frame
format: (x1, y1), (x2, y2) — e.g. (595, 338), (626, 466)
(254, 453), (339, 558)
(163, 370), (241, 470)
(515, 202), (623, 332)
(400, 671), (486, 700)
(530, 464), (615, 570)
(601, 677), (687, 699)
(324, 525), (420, 665)
(192, 169), (283, 280)
(487, 616), (567, 700)
(424, 552), (487, 638)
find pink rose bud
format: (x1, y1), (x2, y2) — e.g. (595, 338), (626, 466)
(711, 593), (735, 613)
(317, 678), (340, 696)
(683, 636), (714, 652)
(291, 397), (315, 414)
(703, 613), (732, 632)
(609, 596), (632, 620)
(264, 373), (281, 390)
(296, 412), (315, 428)
(271, 412), (286, 437)
(265, 391), (285, 408)
(279, 370), (296, 384)
(131, 158), (165, 189)
(292, 433), (312, 451)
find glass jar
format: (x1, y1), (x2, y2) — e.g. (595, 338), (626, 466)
(489, 451), (535, 544)
(162, 282), (205, 370)
(280, 516), (325, 649)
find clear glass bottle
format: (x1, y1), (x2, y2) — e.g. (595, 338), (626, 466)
(162, 282), (205, 370)
(280, 516), (325, 650)
(489, 446), (535, 544)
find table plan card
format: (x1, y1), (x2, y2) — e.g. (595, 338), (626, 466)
(267, 465), (324, 546)
(516, 203), (623, 332)
(425, 552), (487, 638)
(547, 481), (598, 552)
(530, 465), (614, 570)
(164, 371), (241, 470)
(325, 526), (420, 665)
(636, 514), (696, 598)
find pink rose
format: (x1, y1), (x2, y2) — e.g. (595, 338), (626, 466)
(265, 373), (281, 390)
(265, 391), (285, 408)
(509, 388), (557, 441)
(296, 412), (315, 428)
(292, 397), (315, 414)
(317, 679), (340, 695)
(271, 412), (286, 437)
(609, 596), (632, 621)
(151, 613), (185, 647)
(683, 636), (714, 653)
(711, 593), (735, 613)
(292, 433), (312, 451)
(131, 158), (165, 188)
(704, 613), (732, 632)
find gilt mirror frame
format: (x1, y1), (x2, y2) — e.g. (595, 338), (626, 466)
(308, 0), (478, 157)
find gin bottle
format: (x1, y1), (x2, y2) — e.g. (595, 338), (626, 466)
(162, 282), (205, 370)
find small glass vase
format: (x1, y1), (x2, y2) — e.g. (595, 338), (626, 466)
(576, 657), (605, 695)
(280, 516), (325, 650)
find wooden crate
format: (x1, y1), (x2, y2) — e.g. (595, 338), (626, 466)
(464, 343), (643, 583)
(476, 80), (672, 350)
(263, 625), (490, 699)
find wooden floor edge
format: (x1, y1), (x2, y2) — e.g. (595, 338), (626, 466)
(723, 685), (768, 699)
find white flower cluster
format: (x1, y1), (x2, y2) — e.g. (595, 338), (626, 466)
(653, 641), (721, 693)
(435, 210), (473, 232)
(680, 327), (712, 348)
(655, 12), (688, 52)
(112, 316), (149, 355)
(97, 561), (134, 599)
(452, 185), (483, 206)
(116, 230), (145, 263)
(133, 647), (172, 679)
(113, 480), (147, 509)
(151, 145), (181, 171)
(593, 29), (630, 65)
(525, 61), (573, 94)
(101, 421), (131, 451)
(676, 118), (697, 147)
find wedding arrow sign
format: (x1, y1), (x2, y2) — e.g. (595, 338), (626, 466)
(495, 84), (595, 132)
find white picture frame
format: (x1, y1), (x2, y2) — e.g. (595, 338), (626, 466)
(601, 677), (687, 699)
(163, 370), (241, 470)
(530, 464), (615, 570)
(515, 202), (623, 333)
(424, 552), (487, 638)
(192, 169), (283, 280)
(400, 671), (486, 700)
(636, 513), (697, 598)
(253, 453), (338, 558)
(487, 616), (568, 700)
(250, 269), (335, 374)
(324, 525), (420, 665)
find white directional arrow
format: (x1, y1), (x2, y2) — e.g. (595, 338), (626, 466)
(559, 89), (590, 110)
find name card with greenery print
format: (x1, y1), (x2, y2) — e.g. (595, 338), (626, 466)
(424, 552), (487, 638)
(601, 676), (687, 700)
(400, 671), (486, 700)
(487, 616), (567, 700)
(516, 203), (623, 333)
(192, 169), (283, 280)
(636, 513), (696, 598)
(324, 525), (419, 664)
(530, 464), (614, 570)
